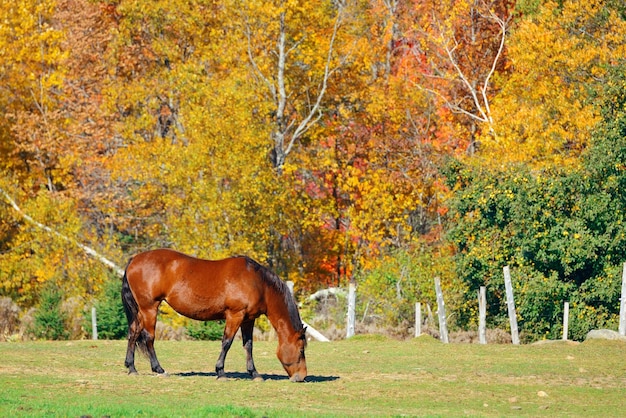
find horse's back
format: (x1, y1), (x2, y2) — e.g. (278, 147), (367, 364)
(126, 249), (266, 320)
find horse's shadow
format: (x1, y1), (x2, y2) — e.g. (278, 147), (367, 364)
(174, 371), (339, 383)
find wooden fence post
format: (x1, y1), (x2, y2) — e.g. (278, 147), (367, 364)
(434, 277), (449, 343)
(619, 262), (626, 336)
(415, 302), (422, 337)
(503, 266), (520, 345)
(346, 282), (356, 338)
(478, 286), (487, 344)
(91, 307), (98, 340)
(562, 302), (570, 341)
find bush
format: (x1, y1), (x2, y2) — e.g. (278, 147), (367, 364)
(186, 320), (224, 340)
(31, 285), (69, 340)
(567, 265), (621, 341)
(516, 269), (574, 342)
(358, 247), (464, 329)
(92, 277), (127, 340)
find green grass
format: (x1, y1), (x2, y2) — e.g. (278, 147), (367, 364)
(0, 336), (625, 417)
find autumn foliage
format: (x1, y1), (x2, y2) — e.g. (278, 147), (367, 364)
(1, 0), (625, 340)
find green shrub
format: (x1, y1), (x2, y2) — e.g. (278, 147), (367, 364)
(358, 247), (465, 329)
(31, 285), (69, 340)
(516, 269), (574, 342)
(92, 277), (127, 340)
(567, 265), (621, 341)
(186, 320), (224, 340)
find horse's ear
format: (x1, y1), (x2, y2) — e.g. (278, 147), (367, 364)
(301, 326), (307, 338)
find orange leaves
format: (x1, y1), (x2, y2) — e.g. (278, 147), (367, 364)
(393, 0), (513, 138)
(3, 0), (623, 308)
(0, 0), (67, 182)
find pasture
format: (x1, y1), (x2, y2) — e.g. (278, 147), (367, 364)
(0, 336), (624, 417)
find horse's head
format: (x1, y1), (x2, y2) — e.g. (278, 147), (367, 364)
(277, 327), (307, 382)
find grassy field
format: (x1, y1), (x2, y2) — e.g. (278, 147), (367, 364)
(0, 335), (625, 417)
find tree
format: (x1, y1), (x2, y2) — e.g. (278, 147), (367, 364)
(0, 0), (67, 190)
(395, 0), (514, 154)
(236, 0), (348, 173)
(0, 181), (116, 306)
(0, 0), (120, 306)
(480, 0), (626, 168)
(93, 277), (127, 340)
(444, 62), (626, 339)
(31, 284), (69, 340)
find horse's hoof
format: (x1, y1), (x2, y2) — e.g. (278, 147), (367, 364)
(128, 370), (138, 376)
(253, 376), (265, 382)
(156, 371), (169, 378)
(216, 376), (230, 381)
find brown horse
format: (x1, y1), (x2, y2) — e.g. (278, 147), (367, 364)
(121, 249), (307, 382)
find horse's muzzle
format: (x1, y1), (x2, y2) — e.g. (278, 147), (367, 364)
(289, 373), (306, 383)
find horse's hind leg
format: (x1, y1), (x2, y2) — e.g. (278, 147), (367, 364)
(241, 319), (262, 381)
(124, 321), (141, 374)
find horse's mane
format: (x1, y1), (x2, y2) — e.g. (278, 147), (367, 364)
(244, 257), (304, 333)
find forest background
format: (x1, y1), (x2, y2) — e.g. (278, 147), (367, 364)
(1, 0), (626, 343)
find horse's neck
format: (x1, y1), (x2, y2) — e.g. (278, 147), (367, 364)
(264, 290), (297, 342)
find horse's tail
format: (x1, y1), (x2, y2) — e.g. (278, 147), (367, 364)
(121, 261), (149, 356)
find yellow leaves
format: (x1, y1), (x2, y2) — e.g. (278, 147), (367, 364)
(336, 165), (419, 249)
(108, 53), (278, 257)
(0, 0), (65, 83)
(0, 178), (113, 306)
(480, 0), (624, 170)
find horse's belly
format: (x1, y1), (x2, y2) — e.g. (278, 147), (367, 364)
(185, 310), (226, 321)
(165, 294), (264, 322)
(165, 297), (227, 321)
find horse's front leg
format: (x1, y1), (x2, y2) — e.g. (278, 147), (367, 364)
(215, 312), (244, 380)
(241, 319), (263, 381)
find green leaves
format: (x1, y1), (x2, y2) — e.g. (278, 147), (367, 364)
(31, 284), (69, 340)
(92, 277), (127, 340)
(446, 65), (626, 338)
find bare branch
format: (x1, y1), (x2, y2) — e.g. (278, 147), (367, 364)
(480, 10), (508, 125)
(0, 185), (124, 276)
(284, 7), (345, 157)
(276, 11), (288, 134)
(244, 18), (276, 101)
(411, 1), (509, 133)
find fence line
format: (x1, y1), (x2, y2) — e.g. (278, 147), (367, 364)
(324, 262), (626, 342)
(87, 263), (626, 344)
